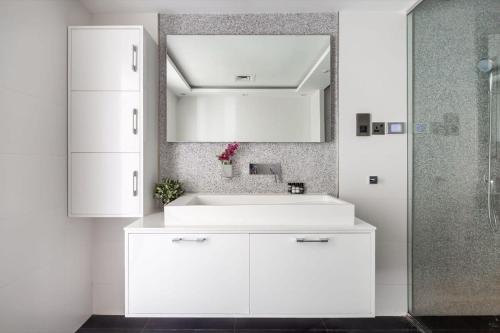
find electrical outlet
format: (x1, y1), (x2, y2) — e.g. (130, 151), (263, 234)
(372, 122), (385, 135)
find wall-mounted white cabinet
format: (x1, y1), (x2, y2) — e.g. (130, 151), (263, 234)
(125, 217), (376, 318)
(68, 26), (158, 217)
(71, 153), (141, 216)
(70, 92), (141, 153)
(70, 28), (141, 91)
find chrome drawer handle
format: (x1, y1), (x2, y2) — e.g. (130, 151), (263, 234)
(132, 45), (138, 72)
(132, 171), (138, 196)
(296, 237), (329, 243)
(132, 108), (138, 135)
(172, 237), (207, 243)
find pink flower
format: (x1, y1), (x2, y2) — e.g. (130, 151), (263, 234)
(217, 142), (240, 161)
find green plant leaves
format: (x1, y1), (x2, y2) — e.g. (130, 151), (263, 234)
(154, 178), (185, 205)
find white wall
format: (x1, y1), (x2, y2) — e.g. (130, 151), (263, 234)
(91, 218), (135, 314)
(0, 1), (94, 332)
(91, 13), (158, 44)
(338, 11), (408, 315)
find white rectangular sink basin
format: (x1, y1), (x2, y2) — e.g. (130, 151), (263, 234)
(164, 194), (355, 226)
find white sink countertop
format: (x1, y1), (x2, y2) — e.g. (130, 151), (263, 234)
(125, 212), (375, 233)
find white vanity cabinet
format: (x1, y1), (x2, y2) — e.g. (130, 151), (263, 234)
(68, 26), (158, 217)
(124, 215), (376, 318)
(127, 233), (250, 315)
(249, 233), (373, 316)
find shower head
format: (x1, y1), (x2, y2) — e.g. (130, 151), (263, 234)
(478, 58), (495, 73)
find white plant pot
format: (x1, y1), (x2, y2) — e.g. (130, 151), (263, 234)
(221, 162), (233, 178)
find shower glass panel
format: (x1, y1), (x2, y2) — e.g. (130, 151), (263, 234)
(409, 0), (500, 316)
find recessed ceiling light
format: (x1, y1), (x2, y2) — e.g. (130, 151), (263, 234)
(235, 74), (255, 82)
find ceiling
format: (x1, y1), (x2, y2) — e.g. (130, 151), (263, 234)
(80, 0), (421, 14)
(167, 35), (330, 88)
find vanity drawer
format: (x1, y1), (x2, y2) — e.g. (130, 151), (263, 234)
(127, 233), (250, 315)
(249, 233), (374, 316)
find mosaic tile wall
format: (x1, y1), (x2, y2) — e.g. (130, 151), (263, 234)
(159, 13), (338, 194)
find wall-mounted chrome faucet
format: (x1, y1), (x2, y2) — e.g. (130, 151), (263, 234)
(249, 163), (282, 183)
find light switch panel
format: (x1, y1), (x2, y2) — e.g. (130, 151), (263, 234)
(388, 122), (405, 134)
(356, 113), (371, 136)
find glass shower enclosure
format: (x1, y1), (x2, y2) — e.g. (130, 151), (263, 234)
(408, 0), (500, 322)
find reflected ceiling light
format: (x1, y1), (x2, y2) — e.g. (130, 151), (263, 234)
(235, 74), (255, 82)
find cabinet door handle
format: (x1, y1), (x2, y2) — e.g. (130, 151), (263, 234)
(132, 171), (138, 196)
(132, 108), (138, 135)
(132, 45), (138, 72)
(296, 237), (329, 243)
(172, 237), (207, 243)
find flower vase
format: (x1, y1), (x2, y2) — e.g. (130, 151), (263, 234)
(221, 160), (233, 178)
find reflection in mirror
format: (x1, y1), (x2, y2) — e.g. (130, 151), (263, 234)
(166, 35), (331, 142)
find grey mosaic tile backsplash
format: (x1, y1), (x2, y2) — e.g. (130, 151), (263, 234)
(159, 13), (339, 194)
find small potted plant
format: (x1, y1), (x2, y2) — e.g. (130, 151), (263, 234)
(217, 142), (240, 178)
(154, 178), (184, 205)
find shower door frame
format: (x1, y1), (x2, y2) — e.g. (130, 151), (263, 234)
(406, 11), (414, 315)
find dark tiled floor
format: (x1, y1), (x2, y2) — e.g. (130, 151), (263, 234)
(146, 318), (235, 330)
(76, 315), (500, 333)
(323, 317), (417, 331)
(413, 316), (500, 332)
(77, 315), (420, 333)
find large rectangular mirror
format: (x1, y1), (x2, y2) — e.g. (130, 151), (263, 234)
(166, 35), (331, 142)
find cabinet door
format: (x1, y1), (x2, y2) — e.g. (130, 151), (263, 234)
(250, 233), (373, 316)
(71, 92), (141, 152)
(128, 233), (249, 315)
(71, 153), (140, 216)
(70, 28), (141, 91)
